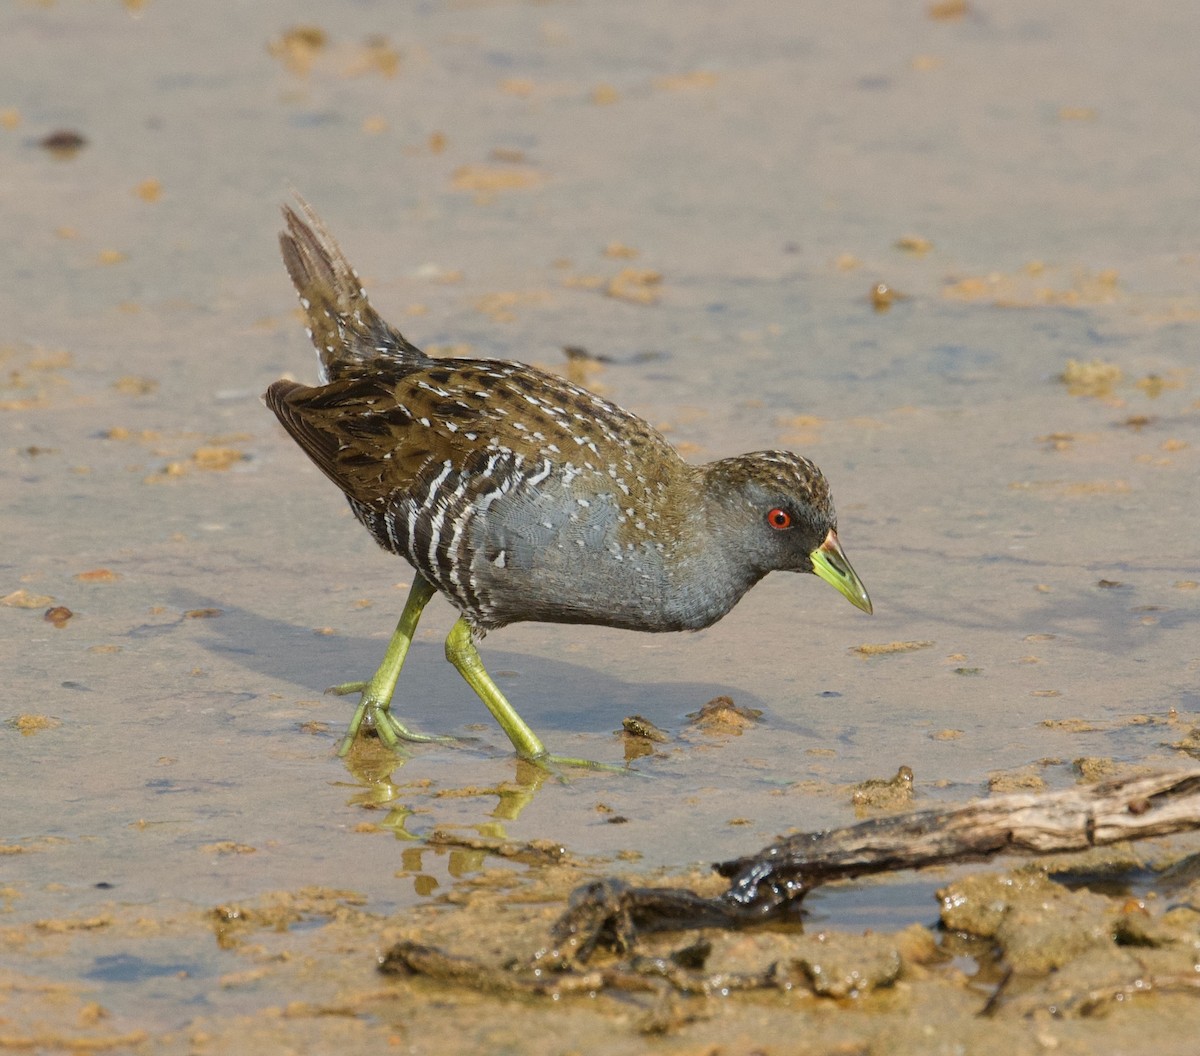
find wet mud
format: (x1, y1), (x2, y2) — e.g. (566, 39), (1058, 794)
(4, 0), (1200, 1051)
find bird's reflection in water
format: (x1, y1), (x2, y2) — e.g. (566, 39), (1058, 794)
(340, 743), (554, 895)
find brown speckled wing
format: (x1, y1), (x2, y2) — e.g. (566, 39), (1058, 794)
(268, 358), (689, 517)
(265, 375), (446, 509)
(406, 359), (688, 504)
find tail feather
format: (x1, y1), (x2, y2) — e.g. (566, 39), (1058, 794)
(280, 196), (427, 381)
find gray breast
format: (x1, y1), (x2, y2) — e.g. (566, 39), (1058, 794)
(466, 460), (673, 631)
(378, 448), (761, 634)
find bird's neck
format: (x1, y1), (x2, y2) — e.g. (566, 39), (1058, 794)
(644, 462), (764, 630)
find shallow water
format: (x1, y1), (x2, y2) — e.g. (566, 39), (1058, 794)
(3, 0), (1199, 1048)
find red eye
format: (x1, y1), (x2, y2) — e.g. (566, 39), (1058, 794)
(767, 508), (792, 530)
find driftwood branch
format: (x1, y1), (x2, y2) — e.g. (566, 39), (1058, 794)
(718, 768), (1200, 912)
(553, 769), (1200, 954)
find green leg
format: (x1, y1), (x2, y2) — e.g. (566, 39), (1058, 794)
(444, 618), (623, 773)
(328, 575), (452, 756)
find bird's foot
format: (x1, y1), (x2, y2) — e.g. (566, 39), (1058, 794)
(326, 681), (457, 757)
(521, 750), (635, 782)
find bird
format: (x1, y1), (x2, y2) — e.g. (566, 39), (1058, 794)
(265, 198), (872, 769)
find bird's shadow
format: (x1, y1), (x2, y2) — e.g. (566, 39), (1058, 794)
(162, 588), (781, 745)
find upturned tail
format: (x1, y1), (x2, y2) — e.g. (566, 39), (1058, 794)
(280, 197), (428, 381)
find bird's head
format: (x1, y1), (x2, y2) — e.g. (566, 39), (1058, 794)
(703, 451), (872, 613)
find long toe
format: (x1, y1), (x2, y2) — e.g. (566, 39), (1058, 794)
(521, 750), (635, 780)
